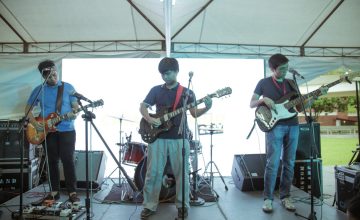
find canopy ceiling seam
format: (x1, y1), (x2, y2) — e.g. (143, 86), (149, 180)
(172, 0), (213, 40)
(127, 0), (165, 38)
(0, 0), (35, 42)
(198, 9), (207, 43)
(295, 0), (335, 46)
(130, 6), (138, 40)
(300, 0), (345, 50)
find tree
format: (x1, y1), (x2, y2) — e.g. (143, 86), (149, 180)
(310, 96), (356, 121)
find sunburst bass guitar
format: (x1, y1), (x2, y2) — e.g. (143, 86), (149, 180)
(26, 99), (104, 145)
(255, 73), (357, 132)
(139, 87), (232, 143)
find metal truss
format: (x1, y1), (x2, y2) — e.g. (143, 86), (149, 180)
(1, 41), (359, 57)
(172, 43), (360, 57)
(0, 40), (164, 54)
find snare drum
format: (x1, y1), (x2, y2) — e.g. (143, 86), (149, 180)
(189, 140), (202, 154)
(123, 142), (147, 165)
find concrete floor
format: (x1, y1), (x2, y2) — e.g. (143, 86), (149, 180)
(0, 170), (347, 220)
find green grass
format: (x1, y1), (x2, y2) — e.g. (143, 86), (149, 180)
(321, 137), (359, 166)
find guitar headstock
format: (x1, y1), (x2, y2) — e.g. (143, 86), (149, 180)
(340, 72), (360, 84)
(211, 87), (232, 98)
(84, 99), (104, 108)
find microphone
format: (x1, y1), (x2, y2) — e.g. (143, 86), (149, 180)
(189, 71), (194, 81)
(289, 68), (305, 79)
(71, 91), (93, 103)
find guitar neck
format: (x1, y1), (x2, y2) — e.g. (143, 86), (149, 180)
(160, 96), (208, 122)
(285, 78), (344, 109)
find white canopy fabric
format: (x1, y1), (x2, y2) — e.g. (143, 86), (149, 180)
(0, 0), (359, 49)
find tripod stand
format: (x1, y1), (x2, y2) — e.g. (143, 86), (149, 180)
(106, 115), (134, 187)
(201, 124), (228, 193)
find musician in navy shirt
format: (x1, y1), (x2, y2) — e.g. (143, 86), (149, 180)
(250, 54), (327, 213)
(25, 60), (80, 204)
(139, 57), (212, 219)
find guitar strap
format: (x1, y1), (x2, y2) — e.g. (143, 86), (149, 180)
(287, 79), (300, 94)
(173, 84), (184, 111)
(55, 81), (65, 114)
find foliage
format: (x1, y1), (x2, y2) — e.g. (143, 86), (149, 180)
(311, 96), (357, 121)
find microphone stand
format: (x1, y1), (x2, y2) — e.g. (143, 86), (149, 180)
(292, 75), (317, 220)
(176, 77), (192, 220)
(78, 97), (139, 220)
(17, 71), (53, 219)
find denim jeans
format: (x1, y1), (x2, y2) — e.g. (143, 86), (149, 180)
(264, 125), (299, 200)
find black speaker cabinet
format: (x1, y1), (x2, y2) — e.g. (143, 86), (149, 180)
(335, 165), (360, 212)
(296, 123), (321, 160)
(231, 154), (280, 191)
(0, 158), (39, 203)
(60, 150), (107, 189)
(292, 159), (322, 198)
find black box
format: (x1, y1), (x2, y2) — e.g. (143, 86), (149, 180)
(0, 158), (39, 191)
(292, 159), (323, 198)
(231, 154), (280, 191)
(335, 165), (360, 212)
(296, 123), (321, 160)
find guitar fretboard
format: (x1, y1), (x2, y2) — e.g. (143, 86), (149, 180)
(284, 78), (345, 109)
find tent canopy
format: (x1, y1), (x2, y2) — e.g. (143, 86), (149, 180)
(1, 0), (359, 55)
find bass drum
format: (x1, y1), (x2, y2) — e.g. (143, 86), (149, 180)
(134, 156), (176, 201)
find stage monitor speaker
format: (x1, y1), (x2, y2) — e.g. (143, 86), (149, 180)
(60, 150), (107, 189)
(231, 154), (280, 191)
(296, 123), (321, 160)
(292, 159), (323, 198)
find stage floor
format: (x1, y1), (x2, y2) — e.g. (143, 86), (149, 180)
(0, 175), (347, 220)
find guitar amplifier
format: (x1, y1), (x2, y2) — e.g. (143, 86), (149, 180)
(0, 120), (36, 161)
(335, 165), (360, 212)
(292, 159), (323, 198)
(0, 158), (39, 193)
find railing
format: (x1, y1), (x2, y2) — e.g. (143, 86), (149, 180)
(320, 126), (358, 135)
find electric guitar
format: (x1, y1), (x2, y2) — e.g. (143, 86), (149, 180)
(26, 99), (104, 145)
(255, 73), (357, 132)
(139, 87), (232, 143)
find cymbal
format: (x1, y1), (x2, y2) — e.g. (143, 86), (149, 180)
(108, 115), (135, 122)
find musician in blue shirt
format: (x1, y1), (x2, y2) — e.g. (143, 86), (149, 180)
(250, 53), (327, 213)
(25, 60), (80, 204)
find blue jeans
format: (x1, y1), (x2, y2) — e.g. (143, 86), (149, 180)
(264, 125), (299, 200)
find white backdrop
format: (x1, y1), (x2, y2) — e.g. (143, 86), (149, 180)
(62, 58), (265, 177)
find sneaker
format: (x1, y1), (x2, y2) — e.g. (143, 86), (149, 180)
(141, 208), (155, 219)
(281, 197), (296, 211)
(262, 199), (273, 213)
(31, 192), (60, 206)
(69, 193), (80, 203)
(178, 207), (188, 218)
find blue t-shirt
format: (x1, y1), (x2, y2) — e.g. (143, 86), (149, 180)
(27, 81), (77, 131)
(143, 83), (195, 139)
(254, 77), (299, 126)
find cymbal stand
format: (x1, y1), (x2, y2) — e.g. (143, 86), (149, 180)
(202, 127), (228, 193)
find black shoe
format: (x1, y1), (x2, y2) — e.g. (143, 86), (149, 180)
(141, 208), (155, 219)
(178, 207), (188, 218)
(69, 193), (80, 203)
(32, 192), (60, 205)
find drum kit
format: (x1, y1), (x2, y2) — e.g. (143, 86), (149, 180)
(108, 115), (223, 203)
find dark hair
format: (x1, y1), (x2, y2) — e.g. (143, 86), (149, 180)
(38, 60), (55, 74)
(158, 57), (179, 74)
(268, 53), (289, 70)
(348, 194), (360, 219)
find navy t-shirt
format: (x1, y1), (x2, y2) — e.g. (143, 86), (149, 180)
(143, 83), (195, 139)
(254, 77), (299, 126)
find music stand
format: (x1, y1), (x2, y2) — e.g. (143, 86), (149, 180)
(200, 124), (228, 193)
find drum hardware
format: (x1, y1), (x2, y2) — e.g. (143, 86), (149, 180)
(199, 124), (228, 194)
(106, 114), (135, 188)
